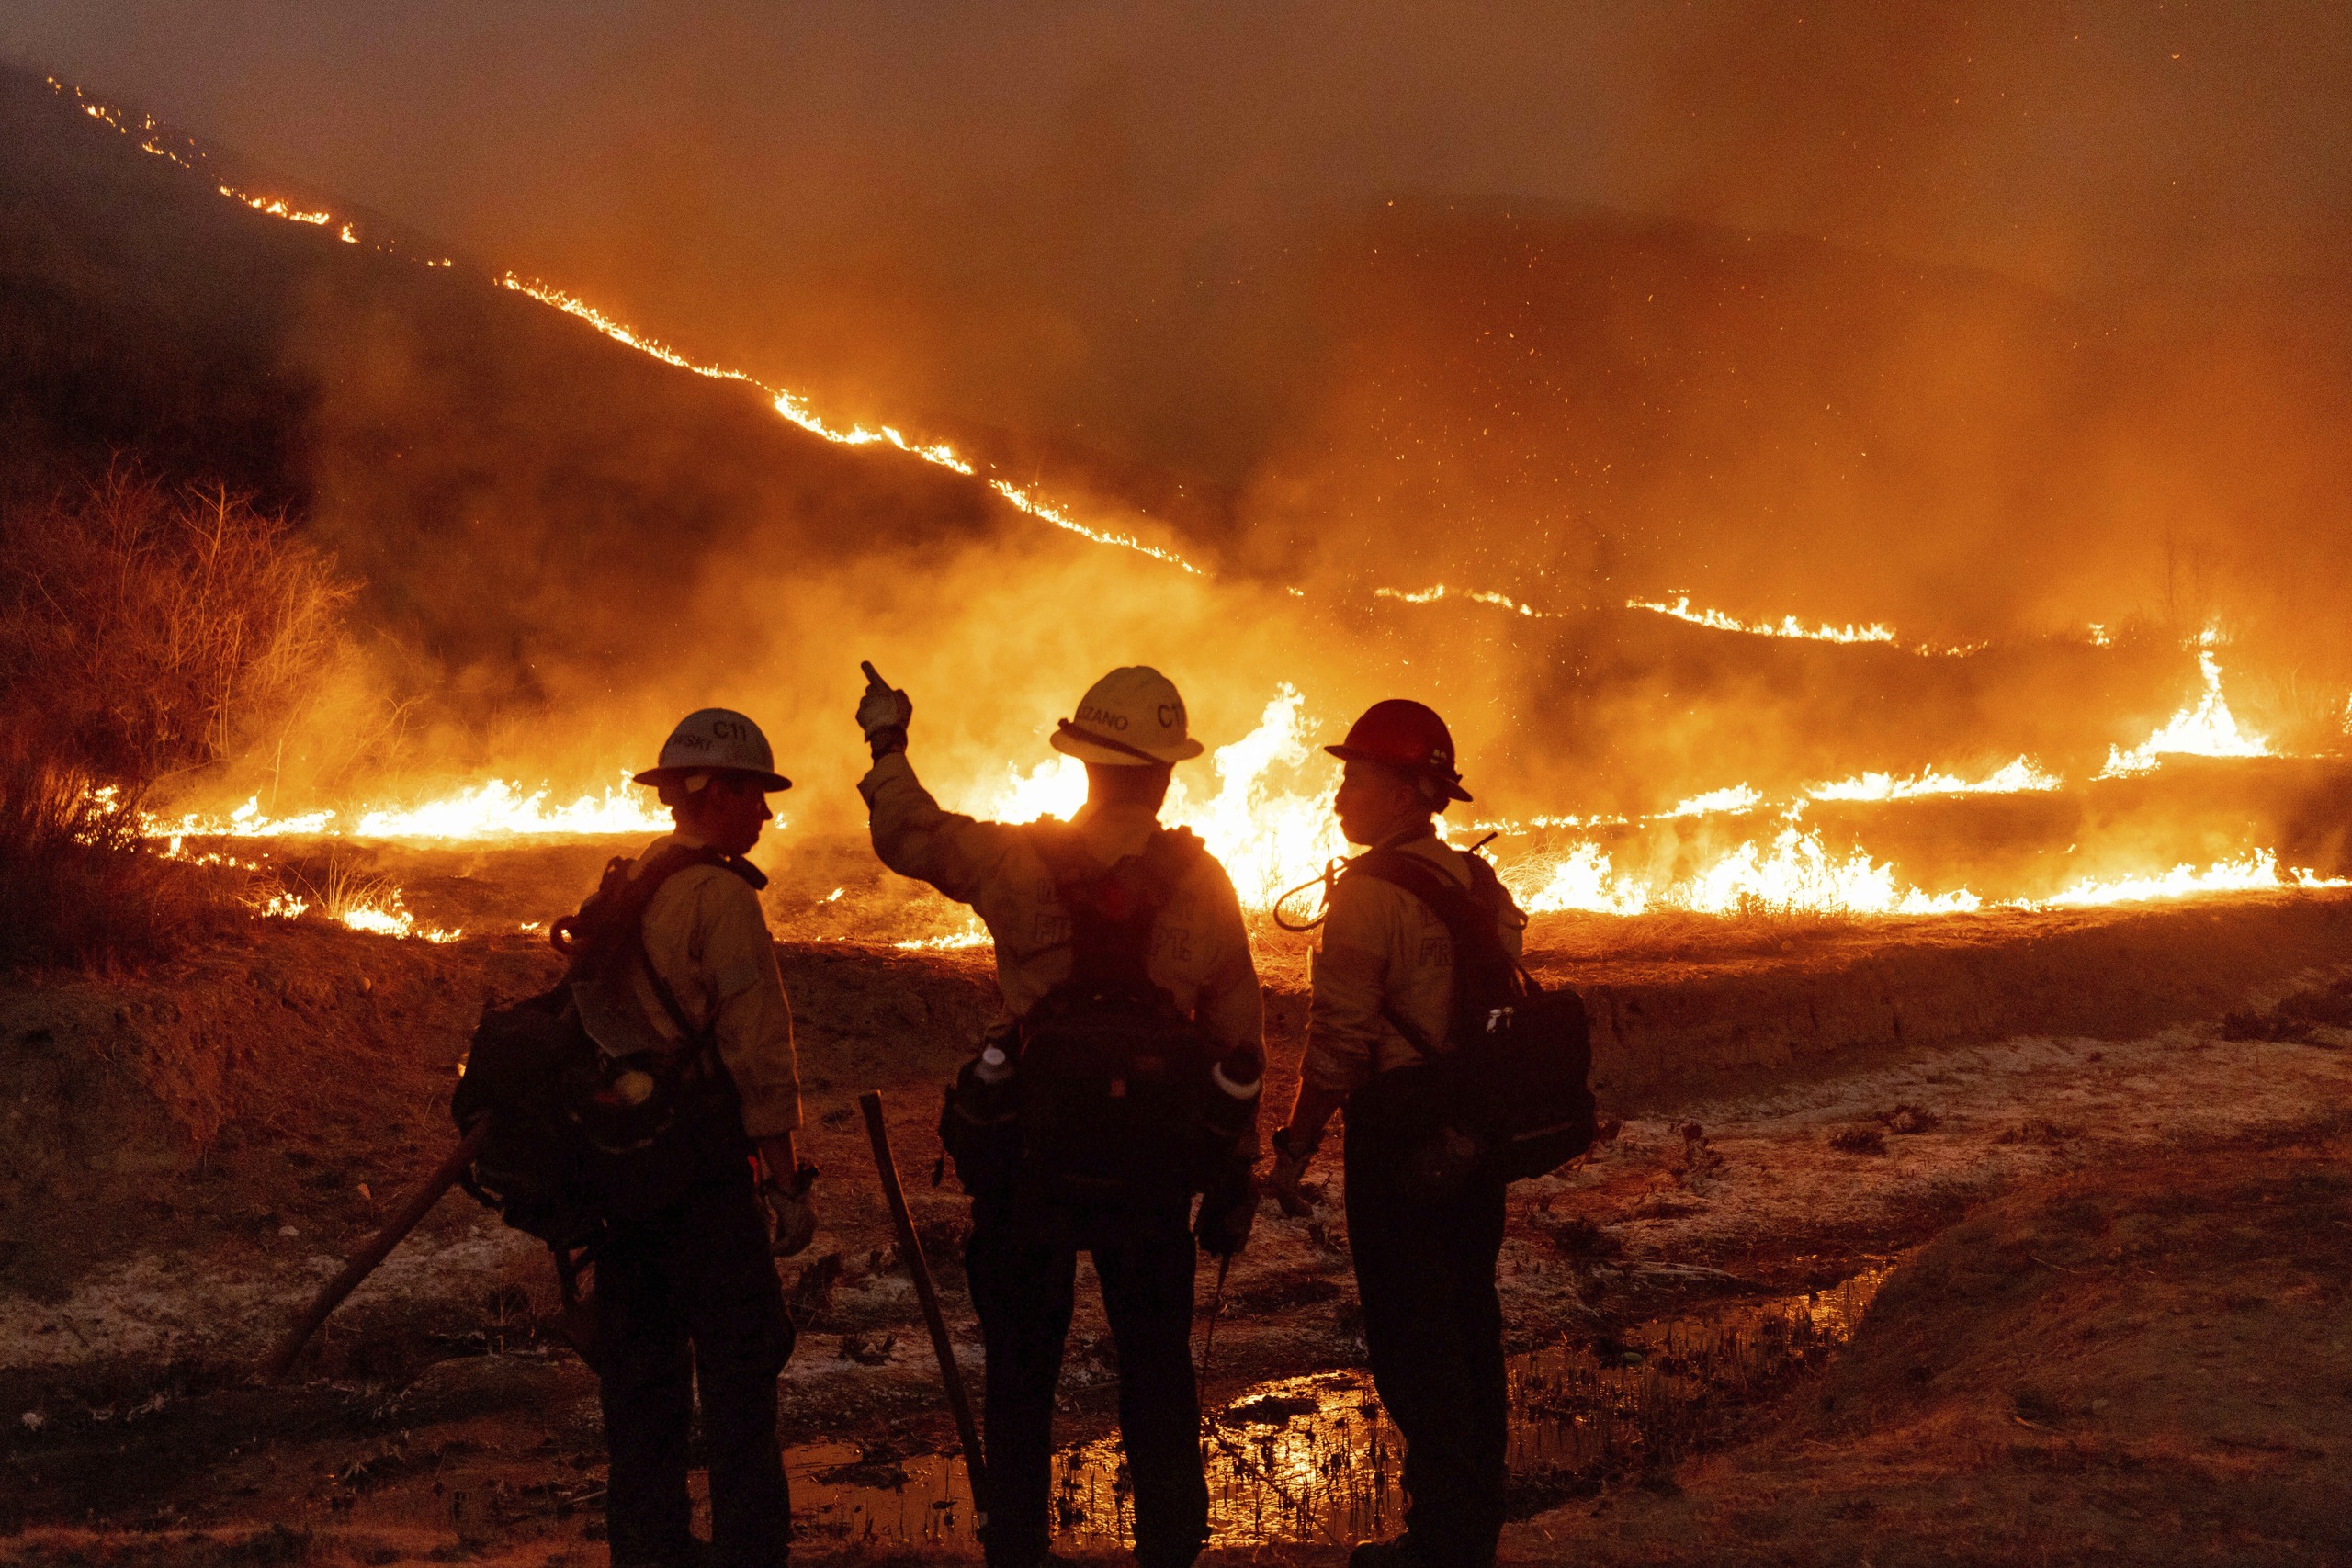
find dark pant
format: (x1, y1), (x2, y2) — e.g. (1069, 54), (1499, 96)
(596, 1170), (794, 1567)
(964, 1184), (1205, 1568)
(1345, 1107), (1509, 1568)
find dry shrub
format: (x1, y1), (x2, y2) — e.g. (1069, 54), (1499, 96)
(0, 468), (354, 965)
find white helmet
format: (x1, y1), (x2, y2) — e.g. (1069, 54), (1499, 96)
(632, 708), (792, 792)
(1048, 667), (1205, 767)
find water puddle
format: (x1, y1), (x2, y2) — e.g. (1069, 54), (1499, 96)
(789, 1261), (1894, 1553)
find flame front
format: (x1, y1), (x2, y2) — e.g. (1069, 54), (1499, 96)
(2099, 633), (2271, 777)
(1805, 757), (2064, 802)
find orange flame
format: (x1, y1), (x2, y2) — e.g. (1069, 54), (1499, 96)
(2099, 631), (2270, 777)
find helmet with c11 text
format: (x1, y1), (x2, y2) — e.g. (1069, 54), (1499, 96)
(632, 708), (792, 793)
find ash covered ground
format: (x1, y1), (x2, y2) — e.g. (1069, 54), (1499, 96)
(3, 883), (2347, 1566)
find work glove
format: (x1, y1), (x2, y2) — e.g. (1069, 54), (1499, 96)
(763, 1162), (820, 1258)
(857, 660), (913, 758)
(1268, 1128), (1320, 1219)
(1195, 1167), (1259, 1258)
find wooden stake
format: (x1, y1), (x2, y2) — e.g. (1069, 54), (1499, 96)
(860, 1089), (988, 1512)
(258, 1122), (491, 1382)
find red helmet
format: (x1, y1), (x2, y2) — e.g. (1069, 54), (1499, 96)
(1325, 699), (1472, 803)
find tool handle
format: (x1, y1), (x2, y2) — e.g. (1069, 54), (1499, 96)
(257, 1122), (491, 1382)
(861, 1090), (988, 1507)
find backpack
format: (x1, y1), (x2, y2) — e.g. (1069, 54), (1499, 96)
(1345, 845), (1597, 1183)
(1004, 824), (1226, 1200)
(451, 843), (753, 1245)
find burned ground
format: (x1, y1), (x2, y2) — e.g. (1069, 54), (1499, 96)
(3, 895), (2350, 1563)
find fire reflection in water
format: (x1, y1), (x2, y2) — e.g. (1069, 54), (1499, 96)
(782, 1265), (1893, 1553)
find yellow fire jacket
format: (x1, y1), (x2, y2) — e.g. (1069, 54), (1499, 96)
(1301, 831), (1529, 1096)
(859, 750), (1264, 1059)
(573, 831), (804, 1138)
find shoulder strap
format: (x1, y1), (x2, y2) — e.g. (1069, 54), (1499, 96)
(555, 844), (763, 1047)
(1342, 845), (1527, 1053)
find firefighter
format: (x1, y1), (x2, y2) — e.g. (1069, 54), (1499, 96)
(1267, 700), (1528, 1568)
(855, 663), (1263, 1568)
(578, 708), (815, 1568)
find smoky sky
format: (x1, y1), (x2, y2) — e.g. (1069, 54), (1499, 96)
(10, 1), (2352, 682)
(6, 2), (2349, 453)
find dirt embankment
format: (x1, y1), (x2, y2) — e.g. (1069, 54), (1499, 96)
(0, 926), (1003, 1313)
(1506, 1135), (2352, 1567)
(1531, 892), (2352, 1108)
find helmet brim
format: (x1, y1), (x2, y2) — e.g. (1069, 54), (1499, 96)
(1049, 725), (1204, 767)
(1322, 744), (1473, 803)
(631, 765), (793, 793)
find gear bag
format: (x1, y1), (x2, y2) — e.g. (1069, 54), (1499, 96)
(451, 844), (754, 1246)
(1345, 846), (1596, 1183)
(989, 823), (1225, 1199)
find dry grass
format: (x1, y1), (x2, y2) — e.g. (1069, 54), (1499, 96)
(0, 468), (353, 965)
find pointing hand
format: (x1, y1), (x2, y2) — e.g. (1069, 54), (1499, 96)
(857, 660), (913, 757)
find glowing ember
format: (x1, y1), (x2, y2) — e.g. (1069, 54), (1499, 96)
(2098, 633), (2270, 777)
(1805, 756), (2064, 802)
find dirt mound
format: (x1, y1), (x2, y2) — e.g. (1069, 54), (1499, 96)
(1512, 1134), (2352, 1565)
(0, 923), (999, 1307)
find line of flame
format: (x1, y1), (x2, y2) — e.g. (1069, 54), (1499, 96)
(1373, 584), (1551, 616)
(1507, 833), (2346, 919)
(1805, 756), (2064, 803)
(492, 274), (1205, 572)
(1374, 583), (1993, 656)
(63, 74), (2089, 654)
(1629, 594), (1900, 645)
(147, 776), (670, 840)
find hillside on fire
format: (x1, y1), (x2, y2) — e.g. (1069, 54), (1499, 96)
(5, 11), (2352, 1568)
(10, 60), (2346, 833)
